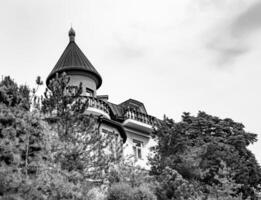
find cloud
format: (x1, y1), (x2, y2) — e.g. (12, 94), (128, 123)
(206, 1), (261, 65)
(206, 28), (249, 65)
(231, 1), (261, 37)
(195, 0), (232, 9)
(118, 43), (145, 59)
(111, 33), (147, 61)
(207, 41), (248, 65)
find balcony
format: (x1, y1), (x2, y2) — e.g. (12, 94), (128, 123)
(83, 96), (110, 119)
(123, 108), (156, 132)
(44, 96), (110, 120)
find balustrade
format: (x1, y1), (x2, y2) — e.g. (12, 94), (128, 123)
(83, 96), (110, 115)
(124, 108), (155, 126)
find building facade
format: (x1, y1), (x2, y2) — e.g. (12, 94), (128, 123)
(46, 28), (157, 169)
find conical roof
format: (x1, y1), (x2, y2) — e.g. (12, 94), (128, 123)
(46, 28), (102, 89)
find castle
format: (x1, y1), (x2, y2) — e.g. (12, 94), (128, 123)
(46, 28), (157, 169)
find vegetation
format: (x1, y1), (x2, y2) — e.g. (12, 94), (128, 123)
(107, 159), (157, 200)
(0, 75), (260, 200)
(41, 73), (121, 180)
(0, 75), (121, 199)
(150, 112), (261, 199)
(0, 76), (83, 199)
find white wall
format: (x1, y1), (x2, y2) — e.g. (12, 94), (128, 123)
(98, 123), (156, 169)
(123, 128), (156, 169)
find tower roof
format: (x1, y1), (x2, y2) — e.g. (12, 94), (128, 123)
(46, 28), (102, 89)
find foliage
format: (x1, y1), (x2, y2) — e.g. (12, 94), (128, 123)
(0, 103), (85, 199)
(0, 76), (30, 110)
(107, 159), (157, 200)
(150, 112), (261, 199)
(153, 167), (200, 200)
(107, 183), (134, 200)
(41, 73), (122, 180)
(132, 184), (157, 200)
(86, 187), (107, 200)
(2, 74), (260, 200)
(107, 182), (156, 200)
(0, 75), (122, 199)
(108, 159), (153, 187)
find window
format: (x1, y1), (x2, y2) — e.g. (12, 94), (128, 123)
(86, 88), (94, 97)
(133, 139), (143, 160)
(66, 85), (78, 95)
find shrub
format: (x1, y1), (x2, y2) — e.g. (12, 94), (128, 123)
(107, 183), (133, 200)
(86, 187), (106, 200)
(107, 182), (157, 200)
(133, 184), (157, 200)
(154, 167), (200, 200)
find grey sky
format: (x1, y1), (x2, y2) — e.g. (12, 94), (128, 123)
(206, 0), (261, 65)
(0, 0), (260, 163)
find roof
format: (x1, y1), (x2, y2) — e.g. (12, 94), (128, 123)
(99, 117), (127, 143)
(120, 99), (147, 114)
(107, 99), (160, 128)
(107, 102), (125, 118)
(107, 99), (151, 119)
(46, 28), (102, 89)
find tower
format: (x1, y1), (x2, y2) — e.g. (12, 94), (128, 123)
(46, 28), (102, 97)
(46, 28), (110, 119)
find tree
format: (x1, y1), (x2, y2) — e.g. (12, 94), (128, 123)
(154, 167), (201, 200)
(0, 76), (30, 110)
(41, 73), (122, 180)
(150, 112), (261, 199)
(0, 76), (88, 199)
(0, 74), (123, 199)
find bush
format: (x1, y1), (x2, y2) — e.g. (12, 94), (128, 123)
(107, 183), (133, 200)
(154, 167), (200, 200)
(86, 187), (106, 200)
(133, 184), (157, 200)
(107, 182), (156, 200)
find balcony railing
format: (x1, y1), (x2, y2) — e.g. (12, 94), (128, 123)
(45, 96), (110, 119)
(82, 96), (110, 116)
(124, 108), (156, 126)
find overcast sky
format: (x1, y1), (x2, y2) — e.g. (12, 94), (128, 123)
(0, 0), (260, 164)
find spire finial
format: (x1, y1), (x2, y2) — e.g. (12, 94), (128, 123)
(69, 27), (75, 42)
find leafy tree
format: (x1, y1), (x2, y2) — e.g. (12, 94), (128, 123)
(202, 160), (246, 200)
(150, 112), (261, 199)
(154, 167), (201, 200)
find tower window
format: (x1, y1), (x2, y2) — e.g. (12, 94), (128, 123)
(133, 139), (143, 160)
(86, 88), (94, 97)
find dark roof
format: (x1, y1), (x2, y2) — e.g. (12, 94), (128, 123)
(120, 99), (147, 114)
(46, 28), (102, 89)
(107, 99), (160, 128)
(107, 99), (150, 119)
(107, 102), (125, 118)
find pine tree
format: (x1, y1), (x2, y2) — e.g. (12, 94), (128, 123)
(41, 73), (122, 181)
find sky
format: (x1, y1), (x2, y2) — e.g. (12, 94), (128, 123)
(0, 0), (261, 164)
